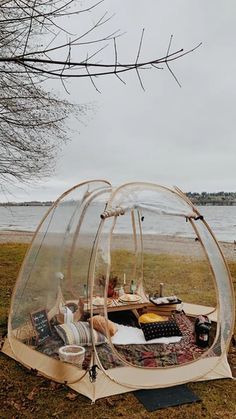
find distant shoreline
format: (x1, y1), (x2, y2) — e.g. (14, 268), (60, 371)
(0, 192), (236, 207)
(0, 202), (236, 207)
(0, 202), (52, 207)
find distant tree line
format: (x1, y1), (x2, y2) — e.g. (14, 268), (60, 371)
(187, 192), (236, 206)
(0, 201), (53, 206)
(1, 192), (236, 206)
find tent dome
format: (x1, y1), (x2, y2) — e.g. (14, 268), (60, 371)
(3, 180), (235, 401)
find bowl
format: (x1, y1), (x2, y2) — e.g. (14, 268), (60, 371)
(59, 345), (85, 367)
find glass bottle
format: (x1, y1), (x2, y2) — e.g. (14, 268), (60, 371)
(123, 273), (126, 292)
(83, 284), (87, 299)
(130, 280), (136, 294)
(119, 285), (125, 297)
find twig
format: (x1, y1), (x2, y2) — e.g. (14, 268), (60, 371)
(165, 34), (181, 87)
(136, 28), (145, 64)
(85, 55), (101, 93)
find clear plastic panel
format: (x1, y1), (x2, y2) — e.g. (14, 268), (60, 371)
(9, 180), (111, 381)
(192, 219), (235, 352)
(108, 209), (143, 296)
(96, 183), (219, 379)
(140, 212), (217, 307)
(108, 182), (197, 218)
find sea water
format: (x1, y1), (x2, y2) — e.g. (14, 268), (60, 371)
(0, 205), (235, 243)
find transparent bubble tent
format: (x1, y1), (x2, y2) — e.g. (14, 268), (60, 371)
(2, 180), (235, 401)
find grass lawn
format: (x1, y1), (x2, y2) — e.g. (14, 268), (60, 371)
(0, 243), (235, 418)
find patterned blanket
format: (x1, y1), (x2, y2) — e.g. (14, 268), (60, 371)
(36, 312), (219, 370)
(96, 312), (219, 369)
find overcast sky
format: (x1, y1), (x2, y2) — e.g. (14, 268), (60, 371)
(4, 1), (236, 202)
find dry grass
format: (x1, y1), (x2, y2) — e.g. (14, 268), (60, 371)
(111, 250), (218, 307)
(0, 242), (235, 418)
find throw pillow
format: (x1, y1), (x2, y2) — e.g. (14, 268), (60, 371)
(88, 315), (118, 337)
(141, 320), (182, 341)
(55, 321), (106, 346)
(139, 313), (168, 324)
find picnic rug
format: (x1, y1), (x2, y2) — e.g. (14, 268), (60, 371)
(96, 312), (218, 369)
(36, 312), (219, 370)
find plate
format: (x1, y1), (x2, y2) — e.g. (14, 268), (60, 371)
(92, 297), (113, 306)
(118, 294), (141, 303)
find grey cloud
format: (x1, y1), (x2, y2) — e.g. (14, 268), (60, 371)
(1, 0), (236, 201)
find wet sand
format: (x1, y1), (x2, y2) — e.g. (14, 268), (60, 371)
(0, 230), (235, 261)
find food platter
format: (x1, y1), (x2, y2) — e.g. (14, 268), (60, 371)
(118, 294), (141, 303)
(149, 296), (182, 306)
(92, 297), (113, 306)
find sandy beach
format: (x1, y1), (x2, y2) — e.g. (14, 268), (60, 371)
(112, 233), (236, 261)
(0, 229), (235, 261)
(0, 230), (34, 244)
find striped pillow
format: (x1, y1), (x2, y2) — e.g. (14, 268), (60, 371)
(55, 321), (106, 346)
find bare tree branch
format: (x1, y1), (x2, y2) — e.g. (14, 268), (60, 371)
(0, 0), (201, 188)
(0, 44), (200, 79)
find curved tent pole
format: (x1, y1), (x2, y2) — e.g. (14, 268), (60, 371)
(109, 181), (178, 198)
(90, 213), (134, 369)
(87, 214), (112, 366)
(131, 208), (138, 282)
(189, 218), (221, 346)
(194, 217), (235, 352)
(175, 184), (235, 350)
(57, 186), (92, 274)
(66, 185), (111, 299)
(173, 185), (198, 212)
(137, 209), (145, 297)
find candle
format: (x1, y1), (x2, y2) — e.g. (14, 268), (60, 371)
(160, 282), (164, 297)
